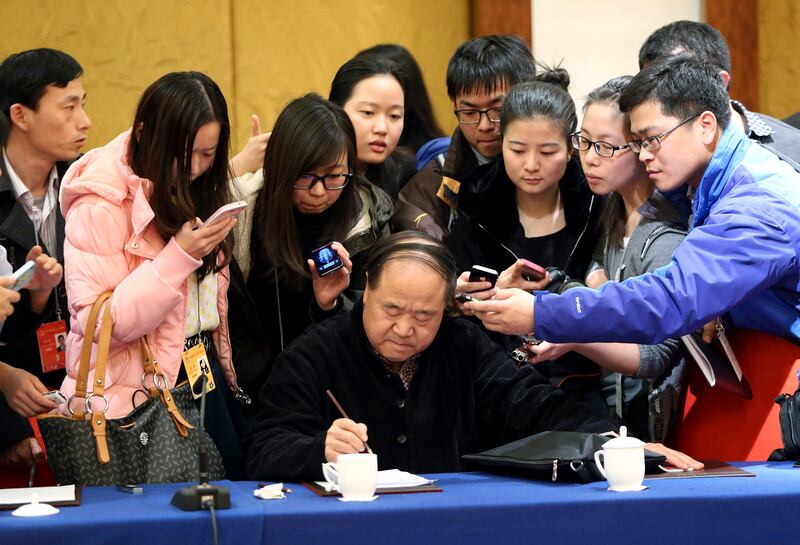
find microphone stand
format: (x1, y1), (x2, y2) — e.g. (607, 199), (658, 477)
(171, 375), (231, 511)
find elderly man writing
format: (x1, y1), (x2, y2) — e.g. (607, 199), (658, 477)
(245, 232), (699, 481)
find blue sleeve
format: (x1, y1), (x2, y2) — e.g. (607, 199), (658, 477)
(534, 202), (797, 344)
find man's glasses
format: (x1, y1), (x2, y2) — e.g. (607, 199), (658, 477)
(293, 173), (352, 190)
(454, 107), (502, 125)
(570, 134), (631, 158)
(629, 113), (700, 154)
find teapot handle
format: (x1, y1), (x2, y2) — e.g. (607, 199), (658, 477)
(321, 462), (339, 490)
(593, 450), (607, 478)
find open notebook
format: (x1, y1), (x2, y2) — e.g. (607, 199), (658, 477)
(306, 469), (442, 496)
(0, 485), (82, 510)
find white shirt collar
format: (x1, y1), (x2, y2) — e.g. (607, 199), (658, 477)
(2, 148), (59, 200)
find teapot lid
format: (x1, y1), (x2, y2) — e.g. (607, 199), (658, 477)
(603, 426), (645, 449)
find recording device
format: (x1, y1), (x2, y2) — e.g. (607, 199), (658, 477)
(43, 390), (67, 404)
(545, 268), (585, 294)
(115, 483), (143, 495)
(454, 292), (481, 304)
(468, 265), (498, 286)
(519, 259), (546, 282)
(11, 261), (35, 291)
(311, 242), (344, 277)
(171, 375), (230, 511)
(511, 335), (542, 365)
(204, 200), (247, 226)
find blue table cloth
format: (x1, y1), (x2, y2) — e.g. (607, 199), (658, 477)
(2, 462), (796, 545)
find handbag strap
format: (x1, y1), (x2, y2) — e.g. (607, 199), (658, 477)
(139, 336), (194, 437)
(89, 297), (114, 464)
(72, 291), (113, 418)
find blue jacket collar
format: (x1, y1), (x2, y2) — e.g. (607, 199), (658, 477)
(692, 124), (750, 228)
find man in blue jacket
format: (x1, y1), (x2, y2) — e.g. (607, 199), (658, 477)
(468, 56), (800, 346)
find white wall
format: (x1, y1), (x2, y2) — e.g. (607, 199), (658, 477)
(532, 1), (703, 116)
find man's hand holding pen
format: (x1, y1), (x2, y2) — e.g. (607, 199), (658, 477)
(325, 418), (370, 463)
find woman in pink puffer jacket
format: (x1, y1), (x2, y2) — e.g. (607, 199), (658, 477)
(58, 72), (246, 477)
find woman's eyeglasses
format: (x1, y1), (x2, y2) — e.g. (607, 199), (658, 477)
(293, 173), (352, 190)
(570, 133), (631, 158)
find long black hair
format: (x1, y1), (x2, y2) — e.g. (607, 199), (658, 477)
(329, 53), (414, 199)
(501, 65), (575, 141)
(127, 71), (232, 277)
(254, 93), (363, 288)
(357, 44), (444, 152)
(583, 76), (635, 248)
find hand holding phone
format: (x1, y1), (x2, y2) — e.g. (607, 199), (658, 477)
(455, 292), (482, 304)
(204, 200), (248, 226)
(519, 259), (546, 282)
(311, 242), (344, 277)
(468, 265), (499, 286)
(42, 390), (67, 404)
(11, 261), (36, 291)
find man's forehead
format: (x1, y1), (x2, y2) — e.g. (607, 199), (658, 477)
(43, 79), (85, 100)
(456, 84), (509, 105)
(629, 100), (674, 134)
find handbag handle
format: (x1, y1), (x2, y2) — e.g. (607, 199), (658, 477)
(71, 291), (113, 418)
(139, 336), (194, 437)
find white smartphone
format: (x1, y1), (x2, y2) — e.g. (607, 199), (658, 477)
(204, 201), (248, 226)
(43, 390), (67, 404)
(11, 260), (35, 291)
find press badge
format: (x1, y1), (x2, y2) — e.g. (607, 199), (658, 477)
(181, 343), (216, 399)
(37, 320), (68, 373)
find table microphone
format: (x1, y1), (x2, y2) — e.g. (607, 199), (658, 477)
(171, 374), (231, 511)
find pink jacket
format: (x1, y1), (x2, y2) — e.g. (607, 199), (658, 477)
(59, 130), (238, 418)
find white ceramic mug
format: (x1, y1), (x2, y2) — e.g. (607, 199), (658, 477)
(322, 453), (378, 500)
(593, 427), (646, 491)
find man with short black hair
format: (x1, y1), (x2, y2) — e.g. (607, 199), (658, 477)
(470, 56), (800, 349)
(639, 20), (800, 171)
(392, 35), (536, 239)
(245, 232), (698, 481)
(0, 48), (89, 468)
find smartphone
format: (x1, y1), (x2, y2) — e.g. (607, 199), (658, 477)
(311, 242), (344, 277)
(43, 390), (67, 404)
(204, 200), (248, 226)
(11, 261), (35, 291)
(455, 292), (481, 304)
(519, 259), (546, 282)
(468, 265), (498, 286)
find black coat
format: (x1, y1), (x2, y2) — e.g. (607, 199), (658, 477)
(0, 160), (70, 447)
(244, 300), (617, 481)
(448, 153), (600, 281)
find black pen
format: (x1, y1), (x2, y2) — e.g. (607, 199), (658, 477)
(28, 461), (36, 488)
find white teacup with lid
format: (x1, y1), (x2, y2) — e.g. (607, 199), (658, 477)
(593, 426), (646, 491)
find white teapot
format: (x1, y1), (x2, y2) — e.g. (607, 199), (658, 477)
(593, 426), (646, 491)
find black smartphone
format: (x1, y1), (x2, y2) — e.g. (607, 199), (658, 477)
(468, 265), (498, 286)
(455, 292), (481, 304)
(311, 242), (344, 277)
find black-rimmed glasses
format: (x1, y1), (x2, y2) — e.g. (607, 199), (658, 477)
(570, 133), (631, 158)
(629, 113), (700, 153)
(454, 107), (502, 124)
(292, 172), (352, 190)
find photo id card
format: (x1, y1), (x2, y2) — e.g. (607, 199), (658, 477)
(37, 320), (68, 373)
(181, 343), (216, 399)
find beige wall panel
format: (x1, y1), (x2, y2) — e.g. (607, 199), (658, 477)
(758, 0), (800, 119)
(2, 1), (468, 152)
(532, 0), (702, 115)
(231, 0), (469, 144)
(1, 0), (233, 150)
